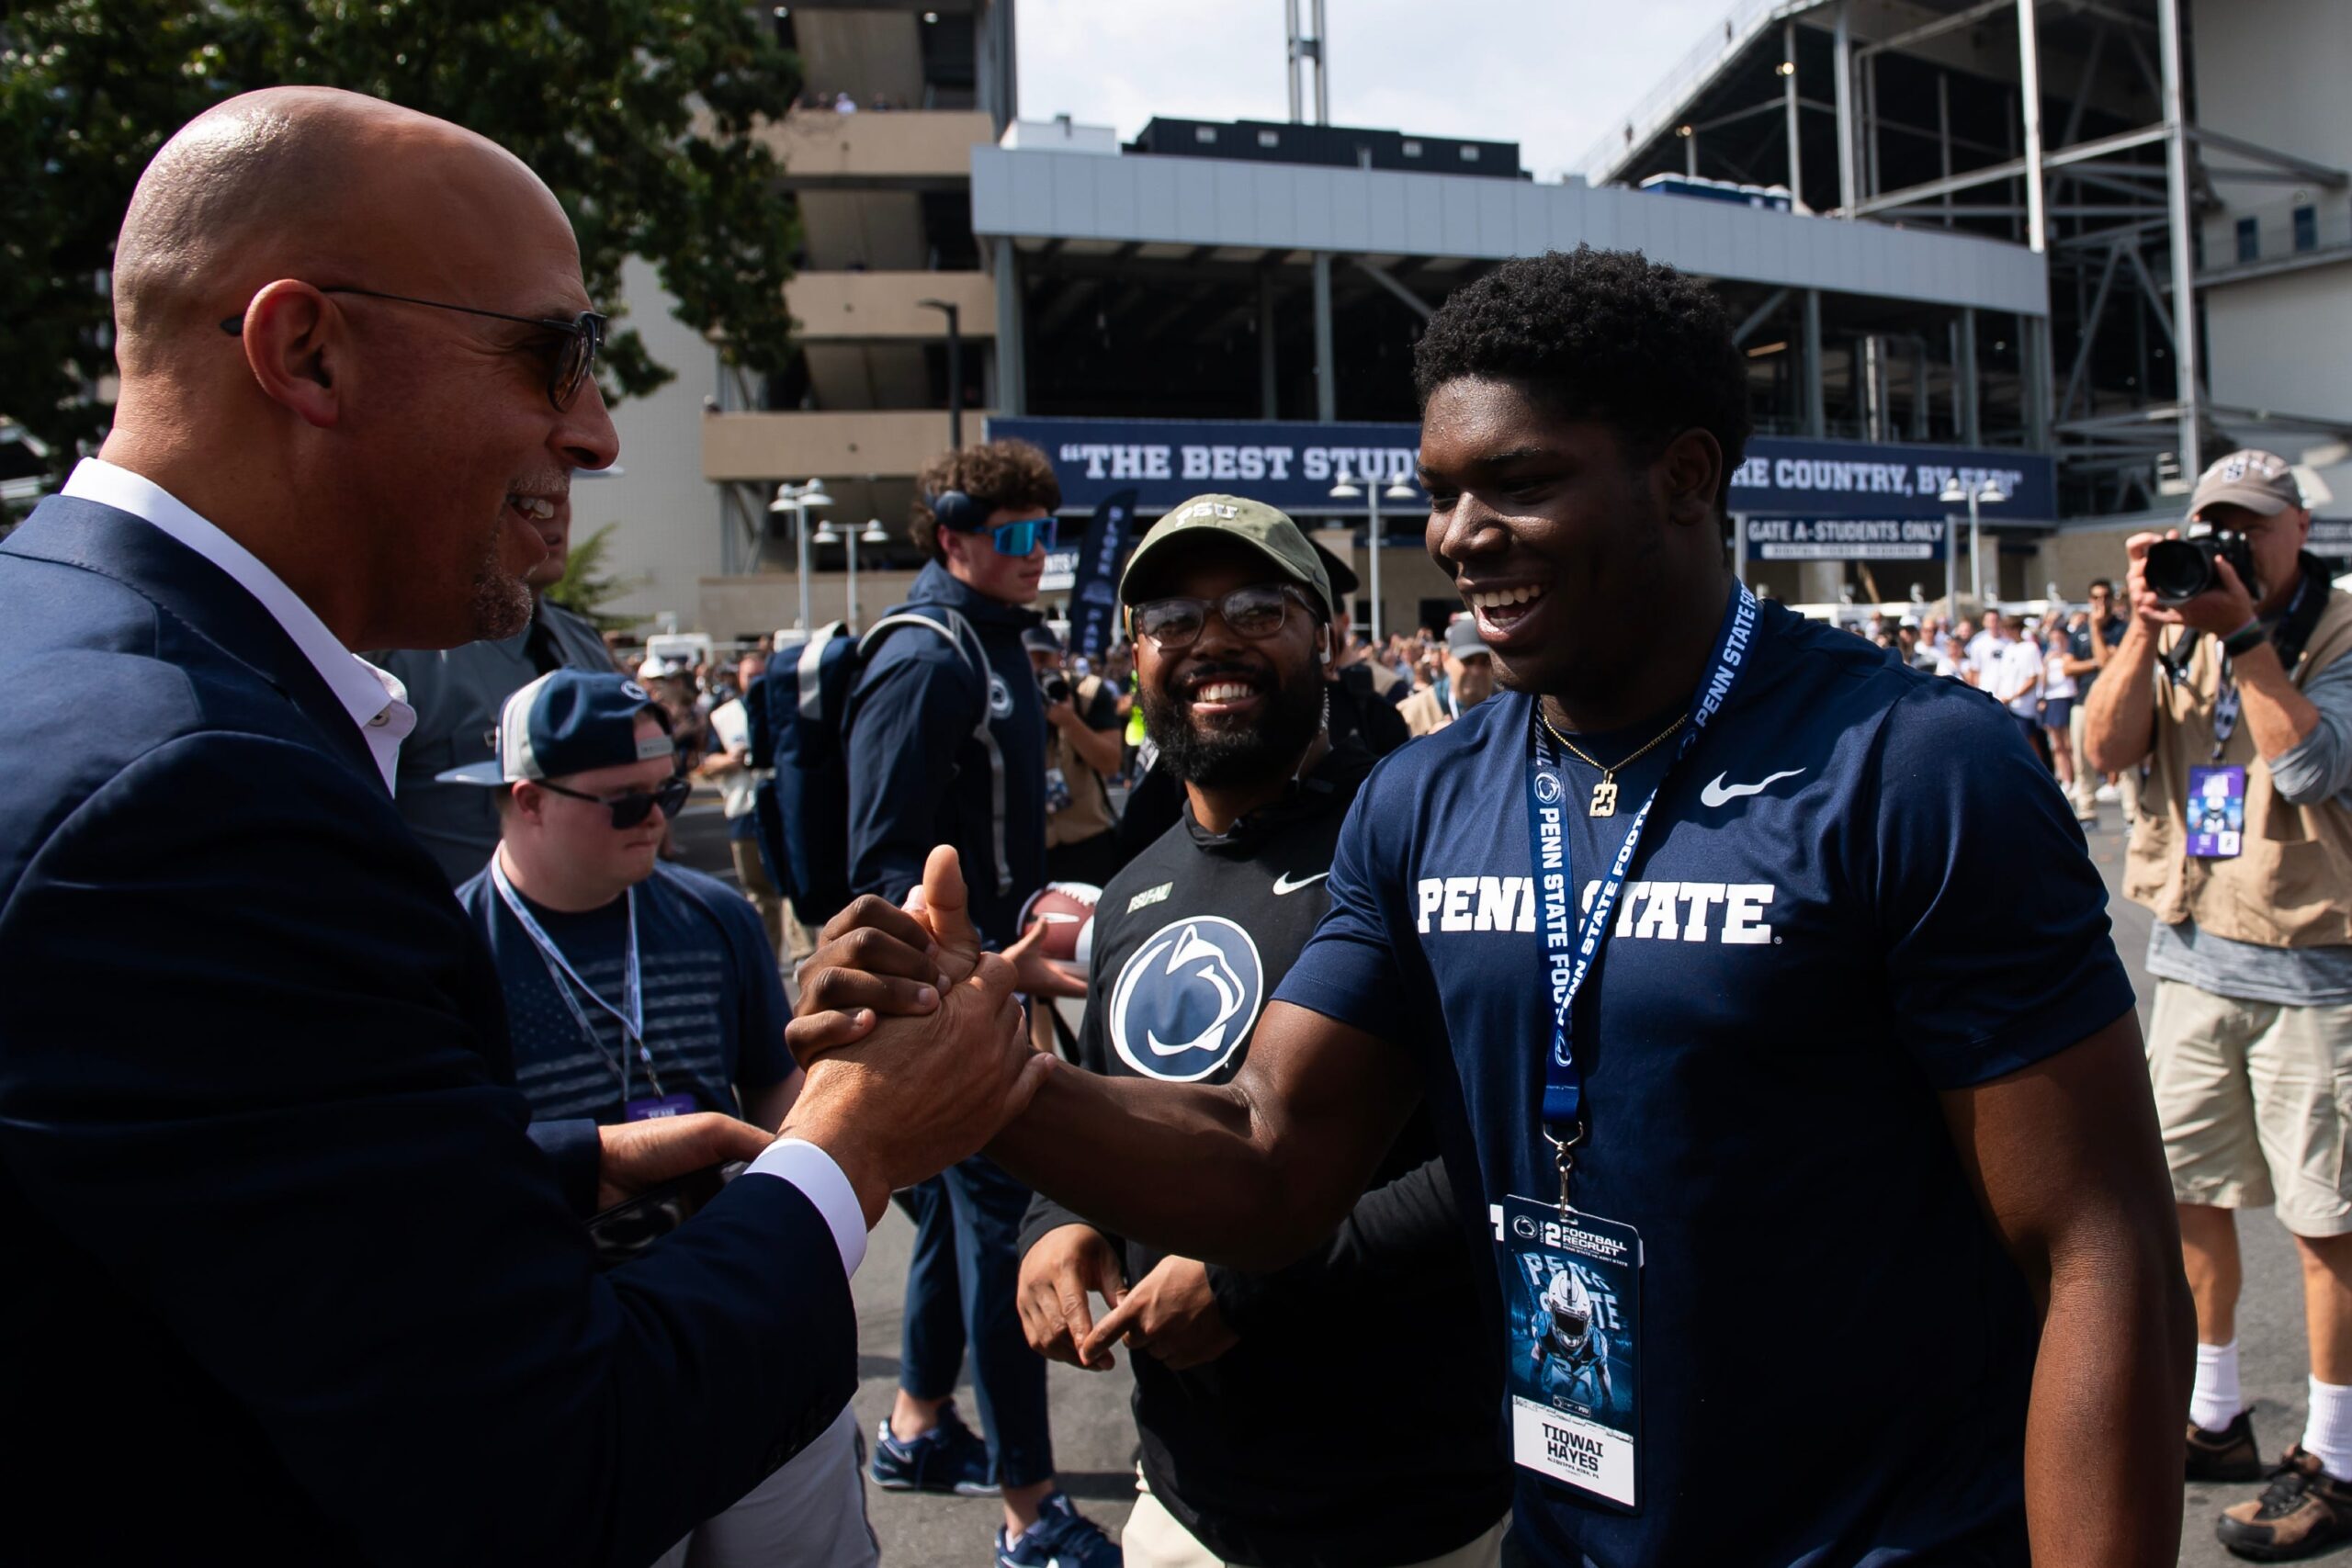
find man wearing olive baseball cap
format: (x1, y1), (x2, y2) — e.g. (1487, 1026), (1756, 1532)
(1020, 492), (1512, 1568)
(1118, 492), (1336, 617)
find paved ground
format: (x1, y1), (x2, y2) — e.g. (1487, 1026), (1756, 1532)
(2085, 818), (2325, 1568)
(673, 798), (1137, 1565)
(675, 795), (2333, 1566)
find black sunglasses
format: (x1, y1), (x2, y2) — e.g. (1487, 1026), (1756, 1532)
(1131, 584), (1314, 650)
(535, 773), (690, 829)
(219, 286), (606, 411)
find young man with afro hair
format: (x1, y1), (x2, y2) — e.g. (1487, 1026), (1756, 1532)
(797, 248), (2194, 1566)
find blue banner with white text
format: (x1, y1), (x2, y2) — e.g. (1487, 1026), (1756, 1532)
(1744, 516), (1948, 562)
(988, 415), (2055, 528)
(1068, 488), (1138, 658)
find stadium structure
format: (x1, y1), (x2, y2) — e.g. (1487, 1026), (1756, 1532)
(582, 0), (2352, 635)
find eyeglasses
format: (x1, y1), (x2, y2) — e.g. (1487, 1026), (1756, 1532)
(534, 773), (690, 829)
(1130, 584), (1313, 650)
(982, 516), (1056, 558)
(220, 287), (607, 411)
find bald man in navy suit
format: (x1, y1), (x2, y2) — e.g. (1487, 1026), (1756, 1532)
(0, 87), (1045, 1568)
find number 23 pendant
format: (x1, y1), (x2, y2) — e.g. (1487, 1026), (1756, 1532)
(1589, 776), (1620, 818)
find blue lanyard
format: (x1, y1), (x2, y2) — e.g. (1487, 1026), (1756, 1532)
(489, 855), (663, 1100)
(1523, 583), (1758, 1192)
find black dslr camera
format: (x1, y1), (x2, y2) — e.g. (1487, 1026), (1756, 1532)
(2144, 525), (2256, 605)
(1038, 671), (1071, 705)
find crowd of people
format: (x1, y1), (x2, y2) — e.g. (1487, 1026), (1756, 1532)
(1815, 589), (2142, 827)
(14, 84), (2352, 1568)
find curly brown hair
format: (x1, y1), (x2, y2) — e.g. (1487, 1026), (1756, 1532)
(910, 439), (1063, 561)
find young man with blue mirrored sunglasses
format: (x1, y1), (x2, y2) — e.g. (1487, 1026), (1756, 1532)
(839, 439), (1119, 1568)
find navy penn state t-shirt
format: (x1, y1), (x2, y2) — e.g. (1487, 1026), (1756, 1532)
(1276, 597), (2133, 1568)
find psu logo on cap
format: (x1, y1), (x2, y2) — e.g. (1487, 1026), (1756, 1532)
(1109, 916), (1264, 1082)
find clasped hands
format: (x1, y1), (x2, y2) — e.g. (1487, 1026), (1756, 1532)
(786, 849), (1233, 1367)
(775, 846), (1073, 1225)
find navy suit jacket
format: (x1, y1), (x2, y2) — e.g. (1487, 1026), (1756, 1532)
(0, 497), (856, 1566)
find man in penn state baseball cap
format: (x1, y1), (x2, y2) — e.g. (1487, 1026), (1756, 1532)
(437, 668), (676, 787)
(2188, 448), (2306, 521)
(1119, 493), (1333, 617)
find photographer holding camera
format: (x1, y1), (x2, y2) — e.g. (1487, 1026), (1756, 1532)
(1028, 626), (1125, 887)
(2086, 447), (2352, 1560)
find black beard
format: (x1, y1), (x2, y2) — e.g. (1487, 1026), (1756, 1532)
(1143, 660), (1325, 789)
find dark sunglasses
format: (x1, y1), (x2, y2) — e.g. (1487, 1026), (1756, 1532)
(1130, 584), (1312, 650)
(535, 773), (690, 829)
(220, 286), (606, 411)
(971, 515), (1055, 558)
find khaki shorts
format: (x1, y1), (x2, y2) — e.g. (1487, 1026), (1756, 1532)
(1122, 1476), (1507, 1568)
(651, 1404), (876, 1568)
(2147, 977), (2352, 1237)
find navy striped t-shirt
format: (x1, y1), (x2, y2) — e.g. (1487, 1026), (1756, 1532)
(457, 860), (793, 1122)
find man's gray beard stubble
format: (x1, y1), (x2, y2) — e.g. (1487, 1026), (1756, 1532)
(470, 522), (536, 640)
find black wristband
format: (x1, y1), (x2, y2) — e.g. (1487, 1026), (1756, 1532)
(2222, 621), (2268, 659)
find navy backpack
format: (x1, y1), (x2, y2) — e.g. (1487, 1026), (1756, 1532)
(745, 610), (1013, 930)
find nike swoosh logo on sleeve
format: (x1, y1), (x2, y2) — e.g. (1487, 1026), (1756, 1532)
(1272, 870), (1330, 895)
(1699, 768), (1806, 808)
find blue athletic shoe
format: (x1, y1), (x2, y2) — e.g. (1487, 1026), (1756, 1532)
(868, 1400), (999, 1496)
(997, 1491), (1121, 1568)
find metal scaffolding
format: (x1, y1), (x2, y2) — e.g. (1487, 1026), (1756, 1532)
(1596, 0), (2352, 518)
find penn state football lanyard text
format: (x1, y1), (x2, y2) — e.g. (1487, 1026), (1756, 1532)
(490, 856), (665, 1100)
(1525, 582), (1758, 1205)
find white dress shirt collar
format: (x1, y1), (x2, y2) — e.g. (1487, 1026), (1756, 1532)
(61, 458), (413, 792)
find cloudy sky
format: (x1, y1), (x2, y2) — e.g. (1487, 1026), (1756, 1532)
(1016, 0), (1735, 184)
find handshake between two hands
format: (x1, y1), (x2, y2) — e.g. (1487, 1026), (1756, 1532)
(594, 845), (1233, 1366)
(770, 845), (1078, 1226)
(783, 850), (1237, 1369)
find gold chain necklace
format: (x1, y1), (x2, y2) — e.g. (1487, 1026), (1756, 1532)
(1540, 706), (1688, 818)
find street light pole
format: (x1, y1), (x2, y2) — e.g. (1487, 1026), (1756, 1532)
(854, 519), (888, 632)
(1939, 476), (2008, 611)
(1329, 466), (1378, 646)
(1330, 468), (1421, 650)
(921, 299), (963, 449)
(855, 522), (875, 629)
(1968, 490), (1984, 606)
(1943, 505), (1958, 619)
(769, 479), (834, 633)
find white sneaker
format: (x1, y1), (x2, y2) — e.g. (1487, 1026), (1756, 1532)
(2095, 783), (2120, 803)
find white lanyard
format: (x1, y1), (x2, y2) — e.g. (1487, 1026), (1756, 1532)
(489, 856), (663, 1100)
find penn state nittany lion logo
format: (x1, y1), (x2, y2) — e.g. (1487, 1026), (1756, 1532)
(1109, 916), (1265, 1082)
(1533, 771), (1564, 806)
(988, 671), (1014, 720)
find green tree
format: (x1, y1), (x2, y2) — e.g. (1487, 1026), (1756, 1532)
(542, 520), (650, 631)
(0, 0), (802, 502)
